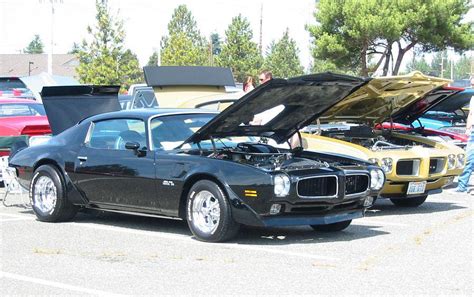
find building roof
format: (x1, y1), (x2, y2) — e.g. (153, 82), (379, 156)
(0, 54), (78, 77)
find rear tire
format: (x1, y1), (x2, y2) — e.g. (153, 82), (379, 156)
(31, 165), (77, 222)
(390, 195), (427, 207)
(310, 220), (352, 232)
(186, 180), (240, 242)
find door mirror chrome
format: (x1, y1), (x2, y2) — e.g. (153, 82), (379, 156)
(125, 141), (140, 151)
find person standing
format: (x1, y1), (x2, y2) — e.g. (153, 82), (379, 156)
(258, 70), (273, 84)
(455, 78), (474, 193)
(243, 76), (255, 93)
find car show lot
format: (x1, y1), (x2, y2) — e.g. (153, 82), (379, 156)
(1, 186), (472, 295)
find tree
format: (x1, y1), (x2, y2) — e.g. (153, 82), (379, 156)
(75, 0), (143, 91)
(217, 14), (263, 82)
(68, 42), (81, 54)
(454, 55), (473, 79)
(263, 29), (304, 78)
(161, 5), (208, 66)
(24, 35), (44, 54)
(161, 33), (209, 66)
(210, 32), (222, 56)
(307, 0), (473, 76)
(430, 51), (450, 78)
(405, 56), (432, 75)
(147, 50), (159, 66)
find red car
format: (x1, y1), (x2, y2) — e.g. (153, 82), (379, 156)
(0, 98), (51, 157)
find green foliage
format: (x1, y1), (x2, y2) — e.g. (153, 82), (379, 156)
(161, 33), (209, 66)
(210, 32), (222, 56)
(217, 14), (263, 82)
(454, 55), (473, 79)
(263, 29), (304, 78)
(76, 0), (143, 92)
(147, 51), (159, 66)
(68, 42), (81, 54)
(405, 56), (432, 75)
(430, 51), (450, 78)
(24, 35), (44, 54)
(307, 0), (473, 76)
(161, 5), (209, 66)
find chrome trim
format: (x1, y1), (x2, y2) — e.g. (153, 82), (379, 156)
(87, 207), (183, 221)
(147, 111), (218, 151)
(429, 157), (445, 175)
(296, 175), (338, 199)
(344, 173), (370, 198)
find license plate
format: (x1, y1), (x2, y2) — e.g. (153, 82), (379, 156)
(407, 181), (426, 195)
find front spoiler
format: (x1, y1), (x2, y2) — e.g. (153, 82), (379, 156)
(259, 210), (364, 227)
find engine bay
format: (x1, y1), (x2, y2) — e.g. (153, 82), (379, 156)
(207, 142), (328, 171)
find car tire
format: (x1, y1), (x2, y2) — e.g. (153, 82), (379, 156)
(186, 180), (240, 242)
(31, 165), (77, 222)
(310, 220), (352, 232)
(390, 195), (427, 207)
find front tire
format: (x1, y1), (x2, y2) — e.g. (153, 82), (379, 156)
(186, 180), (240, 242)
(310, 220), (352, 232)
(31, 165), (77, 222)
(390, 195), (427, 207)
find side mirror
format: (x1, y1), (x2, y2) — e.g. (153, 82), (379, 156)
(125, 141), (140, 151)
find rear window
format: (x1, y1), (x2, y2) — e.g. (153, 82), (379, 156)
(0, 103), (46, 117)
(0, 78), (27, 91)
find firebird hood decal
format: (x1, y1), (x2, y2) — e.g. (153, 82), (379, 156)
(185, 72), (368, 144)
(318, 72), (450, 125)
(41, 85), (121, 135)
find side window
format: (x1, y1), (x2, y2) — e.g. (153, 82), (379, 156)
(87, 118), (146, 150)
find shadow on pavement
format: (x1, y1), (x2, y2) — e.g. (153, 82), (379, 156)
(367, 198), (467, 217)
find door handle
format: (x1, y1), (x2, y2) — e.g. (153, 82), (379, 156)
(77, 156), (88, 162)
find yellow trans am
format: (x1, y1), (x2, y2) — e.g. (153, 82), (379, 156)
(302, 72), (465, 207)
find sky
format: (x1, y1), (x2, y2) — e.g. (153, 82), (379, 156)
(0, 0), (472, 74)
(0, 0), (316, 68)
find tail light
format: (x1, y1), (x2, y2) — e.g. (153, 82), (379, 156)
(20, 125), (52, 136)
(0, 149), (9, 157)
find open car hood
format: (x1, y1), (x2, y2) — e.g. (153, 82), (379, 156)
(391, 86), (464, 125)
(41, 85), (121, 135)
(185, 72), (368, 144)
(318, 72), (450, 125)
(428, 88), (473, 113)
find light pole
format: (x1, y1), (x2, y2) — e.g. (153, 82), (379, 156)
(28, 61), (34, 76)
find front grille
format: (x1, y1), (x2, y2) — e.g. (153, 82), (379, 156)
(297, 176), (337, 198)
(396, 159), (420, 176)
(345, 174), (369, 195)
(429, 158), (445, 174)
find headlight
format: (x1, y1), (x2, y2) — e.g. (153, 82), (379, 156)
(457, 154), (465, 168)
(368, 158), (379, 165)
(370, 169), (385, 191)
(380, 157), (393, 173)
(274, 173), (291, 197)
(447, 154), (456, 169)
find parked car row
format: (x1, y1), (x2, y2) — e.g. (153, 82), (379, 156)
(2, 69), (470, 242)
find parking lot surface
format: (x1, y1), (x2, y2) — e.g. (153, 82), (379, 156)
(1, 186), (472, 295)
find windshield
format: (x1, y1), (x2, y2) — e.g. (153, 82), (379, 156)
(0, 103), (46, 117)
(150, 113), (251, 151)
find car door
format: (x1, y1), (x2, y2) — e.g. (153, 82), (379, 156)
(74, 118), (158, 209)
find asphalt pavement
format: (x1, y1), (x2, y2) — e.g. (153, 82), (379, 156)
(1, 185), (472, 295)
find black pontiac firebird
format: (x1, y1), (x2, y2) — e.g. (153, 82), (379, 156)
(9, 73), (385, 242)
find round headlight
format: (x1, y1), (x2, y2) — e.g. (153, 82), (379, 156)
(457, 154), (465, 168)
(381, 157), (393, 173)
(368, 158), (379, 165)
(370, 169), (385, 191)
(447, 154), (456, 170)
(274, 174), (291, 197)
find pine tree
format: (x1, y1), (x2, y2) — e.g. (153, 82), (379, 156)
(263, 29), (304, 78)
(161, 5), (208, 66)
(217, 14), (262, 82)
(76, 0), (143, 91)
(24, 35), (44, 54)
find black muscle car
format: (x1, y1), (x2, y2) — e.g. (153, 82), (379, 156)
(9, 73), (385, 242)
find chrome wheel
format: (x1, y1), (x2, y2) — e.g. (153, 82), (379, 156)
(33, 176), (57, 215)
(192, 190), (221, 235)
